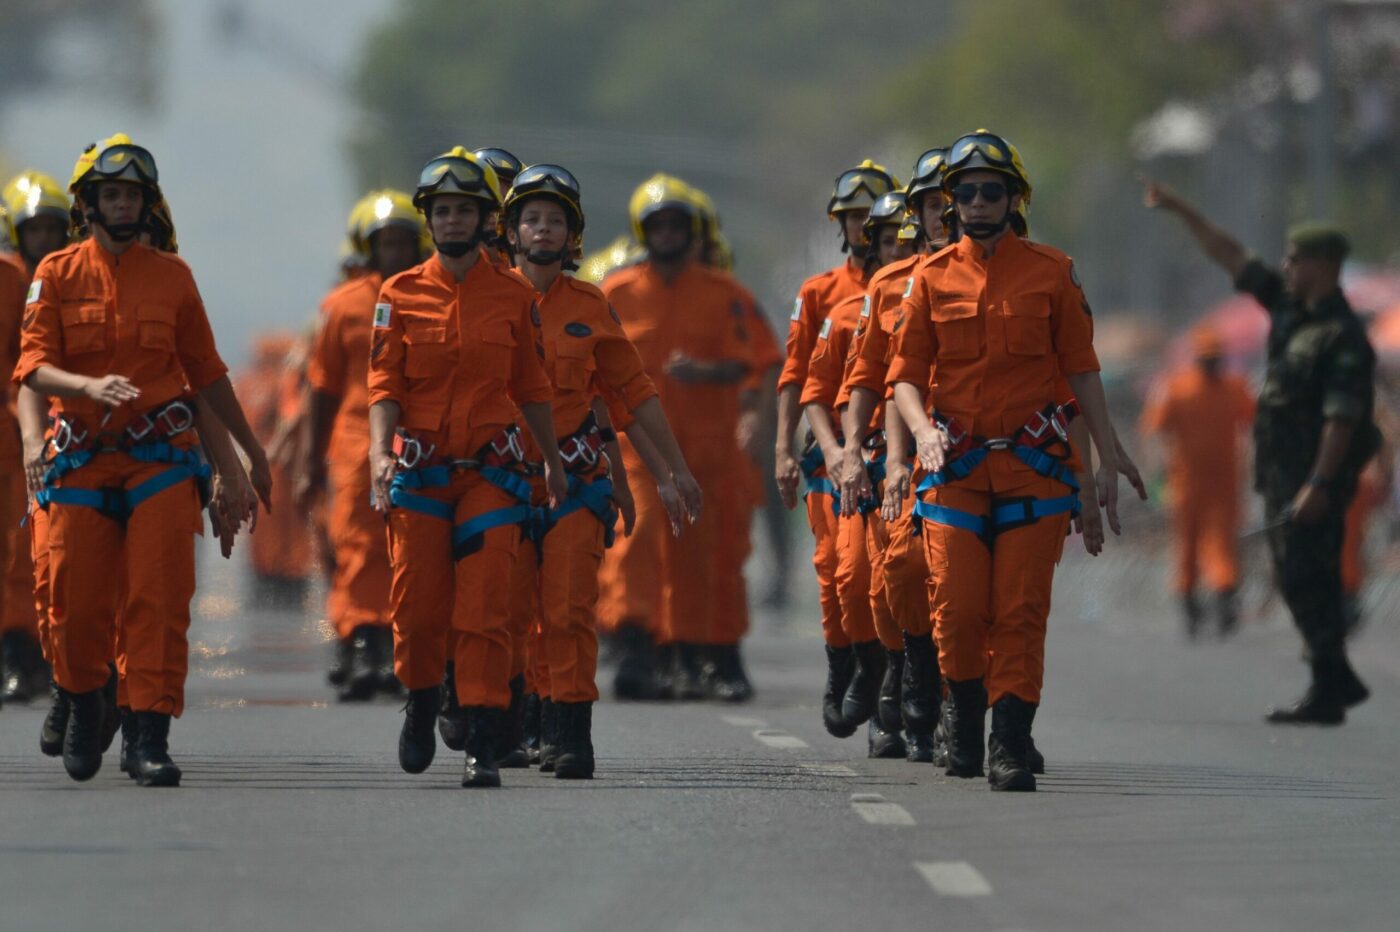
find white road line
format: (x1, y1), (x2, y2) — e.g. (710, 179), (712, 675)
(798, 763), (857, 778)
(849, 793), (916, 826)
(721, 714), (767, 728)
(752, 729), (809, 750)
(914, 861), (993, 897)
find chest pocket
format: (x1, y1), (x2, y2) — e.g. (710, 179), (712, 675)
(403, 319), (451, 379)
(137, 305), (178, 352)
(552, 338), (595, 393)
(931, 296), (981, 360)
(1003, 293), (1052, 356)
(472, 320), (517, 382)
(59, 302), (108, 355)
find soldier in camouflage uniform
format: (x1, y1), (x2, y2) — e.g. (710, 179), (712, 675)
(1145, 180), (1378, 725)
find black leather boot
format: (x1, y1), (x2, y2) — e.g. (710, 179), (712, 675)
(39, 679), (69, 757)
(437, 663), (468, 751)
(1266, 654), (1362, 724)
(900, 632), (939, 733)
(670, 643), (706, 701)
(612, 622), (659, 701)
(338, 626), (378, 702)
(99, 666), (120, 753)
(822, 645), (857, 738)
(132, 711), (182, 787)
(987, 696), (1037, 792)
(399, 685), (441, 774)
(940, 678), (986, 778)
(878, 649), (904, 732)
(62, 687), (105, 781)
(119, 709), (137, 778)
(1216, 588), (1240, 639)
(707, 645), (755, 703)
(553, 701), (596, 780)
(327, 636), (351, 687)
(1182, 592), (1204, 640)
(1026, 733), (1046, 775)
(651, 642), (677, 700)
(497, 674), (530, 768)
(867, 719), (907, 759)
(539, 699), (559, 772)
(523, 692), (543, 763)
(1, 630), (32, 703)
(905, 729), (935, 763)
(373, 626), (402, 697)
(841, 640), (886, 727)
(931, 719), (949, 769)
(462, 707), (503, 787)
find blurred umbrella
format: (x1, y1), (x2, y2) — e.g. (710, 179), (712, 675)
(1343, 267), (1400, 318)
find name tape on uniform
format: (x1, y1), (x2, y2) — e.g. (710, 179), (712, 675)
(373, 303), (392, 328)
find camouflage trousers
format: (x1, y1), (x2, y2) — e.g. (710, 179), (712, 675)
(1264, 489), (1352, 666)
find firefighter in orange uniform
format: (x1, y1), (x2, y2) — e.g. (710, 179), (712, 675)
(1, 171), (71, 704)
(776, 160), (898, 736)
(1139, 326), (1254, 638)
(18, 135), (269, 785)
(598, 174), (752, 700)
(838, 148), (951, 764)
(367, 147), (568, 788)
(804, 190), (914, 757)
(298, 190), (426, 700)
(501, 164), (696, 776)
(890, 131), (1119, 792)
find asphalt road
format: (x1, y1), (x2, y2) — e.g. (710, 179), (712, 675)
(2, 536), (1398, 932)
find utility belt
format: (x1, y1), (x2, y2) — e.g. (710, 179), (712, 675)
(388, 423), (616, 561)
(36, 398), (210, 525)
(912, 400), (1081, 547)
(556, 412), (608, 474)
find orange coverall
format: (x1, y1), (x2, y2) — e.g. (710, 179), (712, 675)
(368, 253), (553, 709)
(507, 271), (656, 703)
(597, 261), (755, 647)
(780, 258), (869, 648)
(1139, 367), (1254, 595)
(307, 271), (393, 639)
(888, 235), (1099, 707)
(0, 256), (39, 644)
(16, 238), (227, 715)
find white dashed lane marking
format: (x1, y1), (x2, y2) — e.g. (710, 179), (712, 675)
(752, 729), (809, 750)
(914, 861), (993, 897)
(797, 763), (857, 778)
(849, 793), (916, 826)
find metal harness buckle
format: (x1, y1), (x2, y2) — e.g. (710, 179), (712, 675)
(49, 417), (87, 456)
(396, 433), (435, 470)
(490, 427), (525, 465)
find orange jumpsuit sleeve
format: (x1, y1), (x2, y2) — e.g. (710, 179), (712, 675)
(592, 301), (657, 414)
(1050, 263), (1099, 376)
(306, 303), (346, 397)
(366, 286), (406, 409)
(840, 294), (890, 404)
(506, 300), (553, 407)
(175, 278), (229, 391)
(14, 259), (64, 385)
(801, 311), (852, 409)
(778, 280), (819, 390)
(886, 273), (935, 389)
(741, 296), (781, 392)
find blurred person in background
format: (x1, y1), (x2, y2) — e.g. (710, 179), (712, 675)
(1139, 325), (1255, 639)
(1145, 178), (1380, 725)
(297, 190), (426, 702)
(776, 160), (899, 737)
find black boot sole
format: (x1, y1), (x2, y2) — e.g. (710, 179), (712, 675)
(497, 749), (531, 769)
(461, 763), (502, 787)
(869, 735), (907, 759)
(822, 711), (858, 739)
(988, 770), (1036, 792)
(136, 765), (182, 788)
(554, 754), (595, 779)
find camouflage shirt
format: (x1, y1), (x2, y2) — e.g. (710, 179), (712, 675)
(1235, 258), (1378, 497)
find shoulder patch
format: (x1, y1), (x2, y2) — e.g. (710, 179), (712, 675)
(372, 302), (392, 329)
(860, 296), (872, 318)
(791, 297), (803, 321)
(26, 279), (42, 305)
(608, 303), (622, 324)
(1069, 262), (1082, 289)
(564, 321), (592, 338)
(531, 304), (542, 327)
(902, 276), (915, 298)
(818, 317), (833, 340)
(730, 299), (745, 319)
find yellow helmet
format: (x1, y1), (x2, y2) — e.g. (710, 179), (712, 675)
(579, 234), (644, 284)
(3, 171), (70, 247)
(69, 133), (160, 197)
(501, 164), (585, 235)
(905, 148), (949, 207)
(473, 148), (524, 192)
(0, 203), (12, 247)
(897, 216), (920, 244)
(413, 146), (502, 210)
(828, 159), (900, 217)
(628, 172), (700, 245)
(354, 189), (425, 253)
(146, 196), (178, 252)
(708, 229), (735, 271)
(943, 130), (1032, 204)
(862, 191), (909, 242)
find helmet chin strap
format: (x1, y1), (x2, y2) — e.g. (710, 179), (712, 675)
(526, 247), (570, 266)
(648, 229), (692, 263)
(86, 205), (145, 242)
(433, 215), (489, 258)
(961, 200), (1013, 240)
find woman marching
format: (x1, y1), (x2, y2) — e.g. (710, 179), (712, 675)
(368, 147), (569, 788)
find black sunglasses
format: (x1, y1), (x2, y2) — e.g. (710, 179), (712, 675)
(951, 181), (1008, 206)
